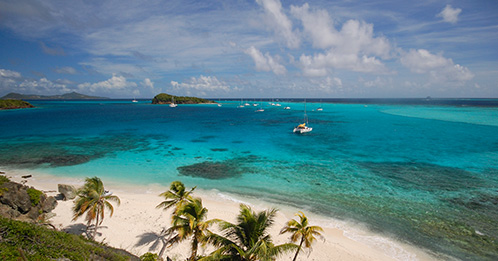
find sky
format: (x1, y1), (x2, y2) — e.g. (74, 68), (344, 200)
(0, 0), (497, 99)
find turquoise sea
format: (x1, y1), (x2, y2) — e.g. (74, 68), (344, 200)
(1, 99), (497, 260)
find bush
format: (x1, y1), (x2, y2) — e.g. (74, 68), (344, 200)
(0, 175), (9, 185)
(0, 217), (137, 260)
(140, 252), (160, 261)
(26, 188), (43, 206)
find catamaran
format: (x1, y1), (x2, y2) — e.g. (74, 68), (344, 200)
(293, 100), (312, 133)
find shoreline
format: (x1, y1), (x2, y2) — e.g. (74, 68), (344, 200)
(4, 169), (436, 261)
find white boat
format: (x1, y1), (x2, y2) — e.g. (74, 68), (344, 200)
(169, 96), (178, 107)
(293, 99), (312, 133)
(255, 108), (264, 112)
(132, 98), (138, 103)
(293, 123), (312, 133)
(284, 106), (290, 110)
(316, 99), (323, 111)
(275, 103), (281, 106)
(244, 103), (250, 106)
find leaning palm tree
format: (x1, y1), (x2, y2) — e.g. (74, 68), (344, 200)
(280, 211), (324, 261)
(72, 176), (120, 239)
(203, 204), (296, 261)
(157, 180), (196, 213)
(165, 197), (214, 261)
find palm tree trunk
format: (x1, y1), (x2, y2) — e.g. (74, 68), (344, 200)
(190, 236), (198, 261)
(292, 237), (305, 261)
(94, 209), (100, 240)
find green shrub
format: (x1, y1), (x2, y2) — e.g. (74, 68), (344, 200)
(0, 175), (9, 185)
(0, 217), (136, 260)
(140, 252), (160, 261)
(27, 188), (43, 206)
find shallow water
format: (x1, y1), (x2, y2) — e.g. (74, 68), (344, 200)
(1, 100), (497, 260)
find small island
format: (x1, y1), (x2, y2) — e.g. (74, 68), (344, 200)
(151, 93), (216, 104)
(0, 99), (34, 110)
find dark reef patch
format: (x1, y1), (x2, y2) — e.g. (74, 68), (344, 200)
(178, 161), (241, 179)
(360, 161), (485, 192)
(210, 148), (228, 152)
(0, 133), (151, 168)
(177, 155), (262, 180)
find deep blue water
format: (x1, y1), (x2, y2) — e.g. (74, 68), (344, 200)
(1, 99), (498, 260)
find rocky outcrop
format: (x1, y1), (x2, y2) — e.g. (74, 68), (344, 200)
(0, 180), (57, 222)
(58, 184), (77, 200)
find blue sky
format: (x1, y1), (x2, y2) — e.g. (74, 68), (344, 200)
(0, 0), (497, 98)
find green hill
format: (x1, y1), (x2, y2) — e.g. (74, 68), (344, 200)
(152, 93), (216, 104)
(0, 217), (138, 260)
(0, 99), (34, 110)
(1, 92), (108, 100)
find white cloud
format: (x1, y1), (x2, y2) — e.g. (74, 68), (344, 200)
(245, 46), (287, 75)
(255, 0), (300, 49)
(310, 76), (343, 93)
(437, 5), (462, 24)
(170, 75), (230, 96)
(0, 69), (22, 79)
(54, 66), (77, 74)
(290, 4), (391, 76)
(77, 74), (137, 96)
(400, 49), (474, 84)
(299, 51), (388, 76)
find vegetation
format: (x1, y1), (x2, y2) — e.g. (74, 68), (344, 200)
(166, 198), (215, 261)
(0, 176), (9, 196)
(156, 180), (196, 213)
(0, 99), (34, 110)
(203, 204), (297, 260)
(0, 217), (137, 260)
(72, 176), (120, 239)
(26, 187), (43, 206)
(152, 93), (215, 104)
(280, 212), (324, 261)
(155, 181), (316, 261)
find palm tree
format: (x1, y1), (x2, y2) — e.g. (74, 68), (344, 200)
(166, 197), (214, 261)
(157, 181), (196, 213)
(280, 212), (324, 261)
(203, 204), (296, 261)
(72, 176), (120, 239)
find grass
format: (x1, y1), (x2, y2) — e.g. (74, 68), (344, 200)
(0, 99), (34, 110)
(0, 217), (138, 260)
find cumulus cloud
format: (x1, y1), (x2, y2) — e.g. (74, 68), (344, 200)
(400, 49), (474, 84)
(310, 76), (343, 93)
(0, 68), (75, 95)
(77, 74), (137, 96)
(290, 4), (391, 76)
(437, 5), (462, 24)
(255, 0), (300, 49)
(54, 66), (77, 74)
(171, 75), (230, 96)
(245, 46), (287, 75)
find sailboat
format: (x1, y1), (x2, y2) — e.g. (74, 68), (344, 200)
(293, 99), (312, 133)
(169, 96), (178, 107)
(316, 99), (323, 111)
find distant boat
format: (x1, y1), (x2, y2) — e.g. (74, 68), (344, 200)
(293, 100), (312, 133)
(275, 103), (281, 106)
(238, 99), (245, 108)
(284, 106), (290, 110)
(316, 99), (323, 111)
(132, 98), (138, 103)
(255, 108), (264, 112)
(169, 96), (178, 107)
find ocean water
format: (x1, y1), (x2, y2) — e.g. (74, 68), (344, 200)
(1, 99), (497, 260)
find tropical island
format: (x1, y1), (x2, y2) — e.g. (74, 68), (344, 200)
(0, 99), (34, 110)
(152, 93), (216, 105)
(1, 92), (109, 100)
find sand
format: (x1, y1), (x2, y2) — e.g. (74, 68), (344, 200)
(6, 171), (436, 261)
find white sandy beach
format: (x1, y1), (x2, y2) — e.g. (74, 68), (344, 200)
(7, 170), (436, 261)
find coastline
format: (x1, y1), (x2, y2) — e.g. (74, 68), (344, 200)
(5, 169), (436, 261)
